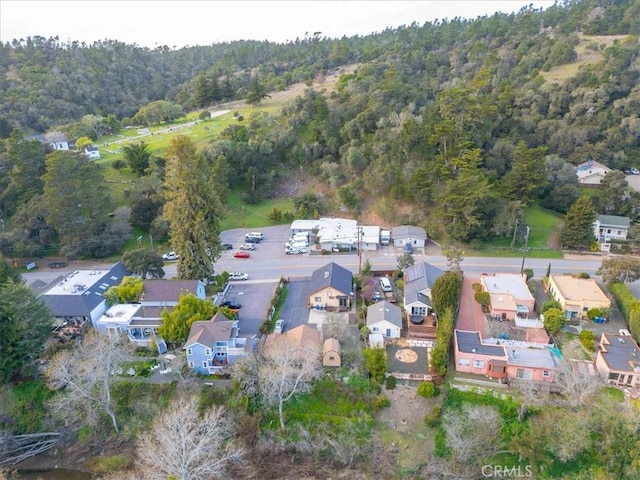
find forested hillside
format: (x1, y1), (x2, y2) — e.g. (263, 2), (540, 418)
(1, 0), (640, 259)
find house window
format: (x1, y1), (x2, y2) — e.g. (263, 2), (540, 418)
(329, 356), (335, 361)
(411, 306), (426, 316)
(583, 307), (589, 312)
(205, 349), (210, 356)
(339, 297), (347, 307)
(542, 370), (550, 378)
(458, 359), (470, 366)
(314, 296), (322, 303)
(473, 360), (485, 368)
(187, 348), (192, 355)
(617, 230), (622, 235)
(372, 327), (379, 333)
(188, 361), (194, 368)
(516, 368), (532, 380)
(202, 361), (207, 368)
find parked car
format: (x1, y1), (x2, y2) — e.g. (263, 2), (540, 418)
(624, 169), (633, 175)
(220, 300), (242, 310)
(244, 236), (260, 243)
(274, 319), (285, 334)
(239, 243), (255, 250)
(222, 243), (233, 250)
(632, 168), (640, 175)
(162, 251), (179, 261)
(245, 232), (264, 242)
(233, 251), (250, 258)
(229, 271), (249, 281)
(286, 247), (308, 255)
(404, 243), (413, 254)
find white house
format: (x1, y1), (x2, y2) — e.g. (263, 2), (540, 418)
(392, 225), (427, 250)
(50, 141), (69, 151)
(594, 214), (631, 242)
(85, 146), (101, 159)
(575, 160), (610, 186)
(366, 300), (402, 339)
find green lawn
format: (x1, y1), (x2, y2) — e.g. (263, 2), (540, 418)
(470, 204), (563, 258)
(221, 189), (295, 230)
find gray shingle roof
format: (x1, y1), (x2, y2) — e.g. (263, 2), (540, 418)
(392, 225), (427, 240)
(597, 214), (631, 228)
(309, 262), (353, 296)
(599, 333), (640, 372)
(185, 311), (233, 348)
(404, 262), (443, 307)
(366, 300), (403, 328)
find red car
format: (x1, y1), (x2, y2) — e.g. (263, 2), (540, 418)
(233, 251), (250, 258)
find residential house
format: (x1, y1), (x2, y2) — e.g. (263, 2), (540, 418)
(403, 262), (443, 338)
(85, 146), (101, 159)
(94, 279), (205, 352)
(593, 214), (631, 242)
(323, 338), (342, 367)
(454, 330), (560, 387)
(50, 141), (69, 151)
(575, 159), (610, 186)
(308, 262), (353, 311)
(547, 274), (611, 320)
(392, 225), (427, 251)
(595, 331), (640, 393)
(265, 324), (322, 357)
(37, 262), (130, 328)
(366, 300), (402, 339)
(140, 279), (206, 307)
(185, 311), (252, 374)
(480, 273), (535, 321)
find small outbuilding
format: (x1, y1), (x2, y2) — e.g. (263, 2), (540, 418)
(323, 338), (341, 367)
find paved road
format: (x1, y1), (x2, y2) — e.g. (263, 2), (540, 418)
(22, 225), (607, 285)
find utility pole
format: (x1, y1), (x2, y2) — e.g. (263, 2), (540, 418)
(358, 224), (362, 276)
(520, 226), (530, 274)
(510, 218), (519, 251)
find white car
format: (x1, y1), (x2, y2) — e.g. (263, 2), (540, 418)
(162, 251), (179, 261)
(229, 272), (249, 281)
(239, 243), (255, 250)
(286, 247), (308, 255)
(274, 319), (285, 334)
(632, 168), (640, 175)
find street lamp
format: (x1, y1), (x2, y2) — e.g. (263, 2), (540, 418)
(520, 226), (530, 274)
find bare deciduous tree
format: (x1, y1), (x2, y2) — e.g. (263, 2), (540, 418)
(442, 404), (500, 464)
(554, 360), (603, 407)
(46, 330), (133, 432)
(136, 394), (243, 480)
(232, 333), (322, 431)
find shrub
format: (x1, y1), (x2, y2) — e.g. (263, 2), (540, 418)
(579, 329), (596, 352)
(424, 405), (442, 427)
(198, 111), (211, 120)
(541, 299), (562, 314)
(417, 381), (439, 399)
(472, 282), (483, 293)
(523, 268), (534, 281)
(474, 291), (490, 308)
(373, 394), (391, 411)
(385, 375), (397, 390)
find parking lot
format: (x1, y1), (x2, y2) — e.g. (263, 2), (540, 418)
(221, 281), (278, 338)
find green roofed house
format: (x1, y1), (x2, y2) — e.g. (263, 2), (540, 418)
(593, 214), (631, 243)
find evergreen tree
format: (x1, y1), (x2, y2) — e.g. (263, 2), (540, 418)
(502, 141), (548, 204)
(246, 77), (270, 105)
(164, 135), (224, 280)
(560, 196), (597, 250)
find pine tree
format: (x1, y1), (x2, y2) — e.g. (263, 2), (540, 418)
(560, 196), (597, 250)
(164, 136), (225, 280)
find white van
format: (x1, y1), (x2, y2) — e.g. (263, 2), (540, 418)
(291, 232), (309, 242)
(379, 277), (393, 292)
(285, 240), (308, 250)
(245, 232), (264, 242)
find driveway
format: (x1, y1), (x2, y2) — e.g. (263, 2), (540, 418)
(456, 276), (489, 336)
(278, 277), (312, 330)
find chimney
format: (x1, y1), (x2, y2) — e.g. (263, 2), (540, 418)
(512, 349), (516, 358)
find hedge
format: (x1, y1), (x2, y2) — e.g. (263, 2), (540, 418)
(608, 282), (640, 340)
